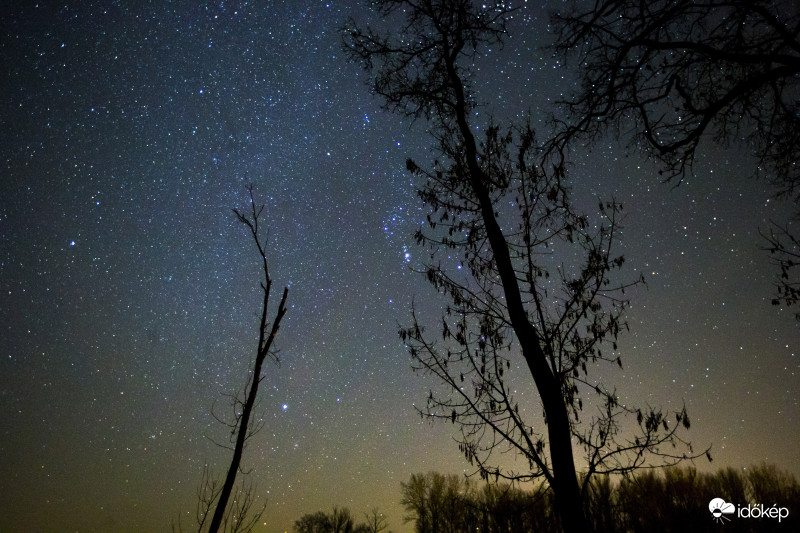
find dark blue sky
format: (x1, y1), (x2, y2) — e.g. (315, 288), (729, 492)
(2, 2), (797, 532)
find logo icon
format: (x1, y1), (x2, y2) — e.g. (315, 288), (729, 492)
(709, 498), (736, 524)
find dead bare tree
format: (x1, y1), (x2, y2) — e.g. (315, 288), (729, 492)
(207, 184), (289, 532)
(362, 508), (389, 533)
(176, 184), (289, 533)
(345, 2), (707, 531)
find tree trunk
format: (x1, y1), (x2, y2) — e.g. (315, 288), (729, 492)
(207, 349), (262, 533)
(443, 40), (588, 533)
(208, 281), (288, 533)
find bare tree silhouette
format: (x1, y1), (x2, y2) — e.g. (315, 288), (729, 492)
(362, 508), (389, 533)
(175, 185), (289, 533)
(345, 2), (707, 531)
(206, 185), (289, 532)
(549, 0), (800, 315)
(293, 511), (332, 533)
(293, 507), (373, 533)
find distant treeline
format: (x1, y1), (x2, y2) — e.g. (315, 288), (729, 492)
(293, 464), (799, 533)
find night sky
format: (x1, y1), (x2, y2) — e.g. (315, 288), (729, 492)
(2, 2), (798, 532)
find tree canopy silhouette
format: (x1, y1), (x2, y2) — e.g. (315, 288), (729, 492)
(287, 465), (799, 533)
(293, 506), (385, 533)
(345, 1), (706, 531)
(549, 0), (800, 316)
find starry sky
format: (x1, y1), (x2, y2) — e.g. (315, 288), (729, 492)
(1, 2), (797, 532)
